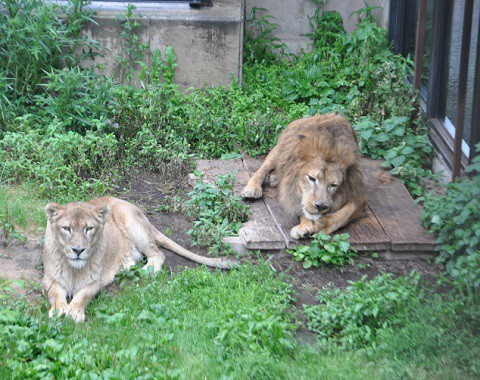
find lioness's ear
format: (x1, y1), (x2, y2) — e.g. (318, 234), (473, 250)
(45, 203), (62, 220)
(95, 204), (111, 224)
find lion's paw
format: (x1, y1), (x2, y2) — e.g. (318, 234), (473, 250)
(290, 224), (315, 239)
(240, 185), (263, 199)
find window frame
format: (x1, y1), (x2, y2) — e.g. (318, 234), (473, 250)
(389, 0), (480, 178)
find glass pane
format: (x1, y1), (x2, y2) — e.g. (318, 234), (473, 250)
(445, 0), (480, 152)
(421, 0), (435, 89)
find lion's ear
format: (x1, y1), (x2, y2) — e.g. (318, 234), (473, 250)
(95, 204), (111, 224)
(45, 203), (62, 221)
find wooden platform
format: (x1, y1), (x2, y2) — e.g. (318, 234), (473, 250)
(192, 157), (436, 259)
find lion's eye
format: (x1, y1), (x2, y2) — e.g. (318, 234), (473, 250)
(85, 227), (94, 232)
(308, 175), (316, 183)
(62, 226), (71, 232)
(330, 184), (338, 189)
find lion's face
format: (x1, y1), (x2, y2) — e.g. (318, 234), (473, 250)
(45, 202), (110, 269)
(298, 161), (344, 221)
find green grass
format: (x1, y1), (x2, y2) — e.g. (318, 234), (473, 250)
(0, 184), (46, 243)
(1, 265), (479, 379)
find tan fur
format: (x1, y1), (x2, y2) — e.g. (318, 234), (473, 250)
(42, 196), (236, 322)
(241, 113), (367, 238)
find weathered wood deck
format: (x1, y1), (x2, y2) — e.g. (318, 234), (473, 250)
(192, 157), (436, 259)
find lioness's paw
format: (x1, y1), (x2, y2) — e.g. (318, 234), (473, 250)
(240, 185), (263, 199)
(68, 307), (86, 323)
(290, 224), (314, 239)
(49, 306), (69, 318)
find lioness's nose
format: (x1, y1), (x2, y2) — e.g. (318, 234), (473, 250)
(315, 203), (328, 212)
(71, 246), (86, 257)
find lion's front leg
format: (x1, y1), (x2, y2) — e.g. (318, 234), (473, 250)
(290, 215), (317, 239)
(68, 282), (103, 323)
(241, 146), (280, 199)
(42, 276), (70, 318)
(315, 202), (363, 235)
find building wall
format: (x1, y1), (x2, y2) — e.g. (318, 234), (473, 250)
(245, 0), (390, 54)
(81, 0), (244, 89)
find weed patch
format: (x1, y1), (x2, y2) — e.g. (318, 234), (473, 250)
(183, 172), (249, 256)
(288, 232), (357, 268)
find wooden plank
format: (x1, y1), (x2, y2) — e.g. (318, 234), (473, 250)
(361, 158), (436, 252)
(195, 159), (285, 250)
(241, 156), (391, 252)
(241, 156), (296, 248)
(195, 159), (248, 193)
(338, 206), (391, 252)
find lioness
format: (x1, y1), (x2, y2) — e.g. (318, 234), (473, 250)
(241, 113), (366, 238)
(42, 196), (236, 322)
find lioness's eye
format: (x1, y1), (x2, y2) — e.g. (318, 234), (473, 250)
(86, 227), (94, 232)
(308, 175), (316, 183)
(62, 227), (71, 232)
(330, 184), (338, 189)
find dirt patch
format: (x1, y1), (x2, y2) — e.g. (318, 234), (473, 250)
(1, 168), (443, 311)
(0, 241), (43, 284)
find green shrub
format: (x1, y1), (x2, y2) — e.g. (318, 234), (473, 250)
(0, 121), (118, 202)
(354, 115), (434, 196)
(304, 272), (421, 348)
(288, 232), (357, 268)
(422, 148), (480, 296)
(38, 67), (118, 134)
(0, 0), (98, 127)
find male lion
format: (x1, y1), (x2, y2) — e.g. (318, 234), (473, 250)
(42, 196), (235, 322)
(241, 113), (366, 239)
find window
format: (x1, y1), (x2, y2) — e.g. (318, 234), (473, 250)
(389, 0), (480, 178)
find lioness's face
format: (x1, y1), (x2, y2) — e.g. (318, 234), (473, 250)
(45, 202), (110, 269)
(299, 162), (344, 221)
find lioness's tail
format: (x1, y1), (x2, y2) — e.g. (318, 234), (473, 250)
(154, 231), (238, 270)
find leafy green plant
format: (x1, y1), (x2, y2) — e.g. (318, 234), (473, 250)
(115, 4), (149, 84)
(0, 120), (118, 202)
(421, 147), (480, 297)
(304, 272), (421, 348)
(288, 232), (357, 268)
(138, 46), (178, 88)
(354, 115), (434, 196)
(214, 307), (295, 359)
(0, 0), (99, 127)
(244, 7), (287, 65)
(37, 67), (118, 134)
(183, 172), (249, 256)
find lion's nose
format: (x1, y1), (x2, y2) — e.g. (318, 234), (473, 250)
(315, 203), (328, 212)
(71, 246), (86, 257)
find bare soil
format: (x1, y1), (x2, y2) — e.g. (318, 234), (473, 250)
(0, 167), (443, 312)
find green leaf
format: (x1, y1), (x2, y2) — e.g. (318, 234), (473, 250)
(303, 259), (313, 269)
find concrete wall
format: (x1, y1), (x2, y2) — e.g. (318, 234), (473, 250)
(245, 0), (390, 54)
(81, 0), (244, 89)
(75, 0), (390, 88)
